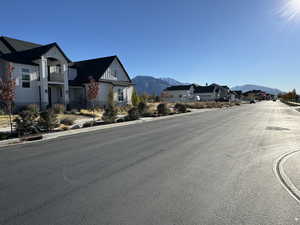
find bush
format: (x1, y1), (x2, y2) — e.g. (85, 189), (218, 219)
(60, 124), (70, 131)
(157, 103), (170, 115)
(53, 104), (65, 114)
(38, 109), (58, 132)
(138, 102), (148, 115)
(116, 118), (125, 123)
(126, 107), (140, 121)
(102, 105), (118, 123)
(0, 109), (5, 115)
(14, 110), (39, 136)
(82, 121), (96, 127)
(142, 111), (154, 117)
(60, 116), (76, 126)
(174, 103), (187, 113)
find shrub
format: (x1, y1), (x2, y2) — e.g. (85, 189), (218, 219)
(131, 89), (140, 106)
(60, 116), (76, 126)
(157, 103), (170, 115)
(0, 109), (5, 115)
(53, 104), (65, 114)
(14, 110), (39, 136)
(38, 109), (58, 132)
(142, 111), (154, 117)
(116, 118), (125, 123)
(60, 124), (70, 131)
(102, 105), (118, 123)
(126, 107), (140, 121)
(174, 103), (187, 113)
(82, 121), (96, 127)
(138, 102), (148, 115)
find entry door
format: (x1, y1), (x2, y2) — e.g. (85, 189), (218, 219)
(48, 87), (52, 107)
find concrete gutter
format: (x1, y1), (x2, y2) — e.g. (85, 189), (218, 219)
(0, 107), (224, 148)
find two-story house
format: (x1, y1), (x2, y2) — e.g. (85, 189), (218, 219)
(0, 36), (133, 110)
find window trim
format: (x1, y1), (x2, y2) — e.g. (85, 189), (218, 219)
(118, 88), (124, 102)
(21, 68), (31, 88)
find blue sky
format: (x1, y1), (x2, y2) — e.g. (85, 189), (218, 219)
(1, 0), (299, 91)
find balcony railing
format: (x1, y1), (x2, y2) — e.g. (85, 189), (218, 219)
(48, 72), (64, 83)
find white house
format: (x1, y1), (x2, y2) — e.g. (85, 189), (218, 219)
(69, 56), (134, 108)
(0, 36), (133, 110)
(162, 83), (232, 102)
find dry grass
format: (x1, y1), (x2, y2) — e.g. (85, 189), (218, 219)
(0, 115), (17, 128)
(185, 101), (238, 109)
(79, 109), (103, 118)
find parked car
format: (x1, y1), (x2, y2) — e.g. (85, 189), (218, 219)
(250, 100), (256, 104)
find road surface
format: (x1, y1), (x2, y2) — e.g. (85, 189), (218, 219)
(1, 101), (300, 225)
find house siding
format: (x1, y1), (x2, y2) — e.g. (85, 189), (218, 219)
(12, 63), (41, 107)
(101, 58), (130, 82)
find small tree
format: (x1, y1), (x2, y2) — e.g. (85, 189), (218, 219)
(38, 109), (58, 132)
(107, 86), (114, 107)
(87, 77), (99, 118)
(0, 63), (16, 112)
(131, 89), (140, 106)
(102, 87), (118, 123)
(0, 63), (16, 133)
(14, 110), (39, 137)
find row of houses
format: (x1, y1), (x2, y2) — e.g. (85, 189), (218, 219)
(161, 83), (241, 102)
(0, 36), (134, 110)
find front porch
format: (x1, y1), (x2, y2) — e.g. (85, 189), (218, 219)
(48, 84), (65, 107)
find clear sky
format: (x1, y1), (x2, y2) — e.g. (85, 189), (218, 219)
(1, 0), (299, 91)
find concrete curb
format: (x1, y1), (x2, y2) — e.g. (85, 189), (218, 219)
(273, 150), (300, 204)
(0, 108), (220, 148)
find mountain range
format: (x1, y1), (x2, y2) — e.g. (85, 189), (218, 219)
(132, 76), (283, 96)
(231, 84), (283, 95)
(132, 76), (187, 95)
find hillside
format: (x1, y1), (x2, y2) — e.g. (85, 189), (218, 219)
(231, 84), (283, 95)
(132, 76), (186, 95)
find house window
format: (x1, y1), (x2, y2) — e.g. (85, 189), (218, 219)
(50, 65), (61, 73)
(21, 68), (30, 88)
(118, 88), (124, 102)
(113, 70), (117, 78)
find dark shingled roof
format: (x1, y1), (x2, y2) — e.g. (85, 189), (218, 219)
(194, 86), (215, 93)
(0, 42), (71, 65)
(0, 36), (42, 54)
(165, 84), (194, 91)
(71, 56), (132, 84)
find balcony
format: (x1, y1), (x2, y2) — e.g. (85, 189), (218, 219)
(48, 72), (64, 83)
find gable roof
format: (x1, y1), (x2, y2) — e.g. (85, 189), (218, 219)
(194, 85), (215, 93)
(71, 55), (132, 84)
(0, 42), (71, 65)
(0, 36), (42, 54)
(165, 84), (195, 91)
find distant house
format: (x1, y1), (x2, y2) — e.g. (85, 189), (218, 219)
(161, 84), (196, 102)
(162, 83), (233, 102)
(0, 36), (134, 110)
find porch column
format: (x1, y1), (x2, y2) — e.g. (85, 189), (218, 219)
(63, 64), (69, 106)
(39, 56), (49, 109)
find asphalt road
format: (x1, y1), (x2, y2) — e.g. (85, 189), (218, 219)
(1, 101), (300, 225)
